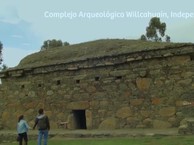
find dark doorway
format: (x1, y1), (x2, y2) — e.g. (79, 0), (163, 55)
(72, 110), (87, 129)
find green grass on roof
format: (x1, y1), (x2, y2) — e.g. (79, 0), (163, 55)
(16, 39), (187, 69)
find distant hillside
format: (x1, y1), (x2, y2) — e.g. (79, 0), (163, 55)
(16, 39), (189, 69)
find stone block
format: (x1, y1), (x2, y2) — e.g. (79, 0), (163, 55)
(151, 97), (162, 105)
(143, 118), (153, 127)
(24, 102), (37, 109)
(100, 100), (109, 107)
(86, 110), (92, 129)
(140, 110), (150, 118)
(178, 118), (194, 134)
(90, 100), (99, 109)
(153, 120), (171, 128)
(116, 107), (133, 119)
(178, 79), (192, 86)
(130, 99), (144, 106)
(176, 101), (184, 107)
(109, 70), (129, 77)
(99, 117), (118, 129)
(47, 90), (54, 96)
(136, 78), (151, 91)
(86, 86), (96, 93)
(159, 107), (176, 117)
(67, 101), (90, 110)
(2, 111), (11, 122)
(178, 124), (189, 135)
(169, 55), (190, 65)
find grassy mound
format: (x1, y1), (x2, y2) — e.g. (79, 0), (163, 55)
(16, 39), (186, 69)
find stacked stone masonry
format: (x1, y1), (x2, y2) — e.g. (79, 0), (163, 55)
(0, 41), (194, 130)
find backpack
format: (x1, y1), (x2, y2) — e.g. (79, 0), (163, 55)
(37, 116), (48, 130)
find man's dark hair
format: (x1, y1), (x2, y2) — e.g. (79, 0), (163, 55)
(38, 108), (44, 114)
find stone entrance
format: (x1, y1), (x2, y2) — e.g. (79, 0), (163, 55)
(72, 110), (87, 129)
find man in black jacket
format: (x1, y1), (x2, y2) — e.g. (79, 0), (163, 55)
(33, 108), (50, 145)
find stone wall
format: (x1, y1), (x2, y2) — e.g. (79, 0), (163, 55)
(1, 44), (194, 130)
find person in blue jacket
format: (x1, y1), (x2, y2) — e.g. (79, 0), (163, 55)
(17, 115), (30, 145)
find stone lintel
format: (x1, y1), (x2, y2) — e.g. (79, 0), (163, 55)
(66, 101), (90, 110)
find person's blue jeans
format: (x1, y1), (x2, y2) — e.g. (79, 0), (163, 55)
(38, 130), (49, 145)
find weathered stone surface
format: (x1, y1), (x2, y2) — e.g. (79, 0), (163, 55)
(0, 41), (194, 130)
(159, 107), (176, 117)
(86, 86), (96, 93)
(86, 110), (92, 129)
(141, 111), (150, 118)
(170, 55), (190, 64)
(168, 117), (177, 126)
(153, 120), (171, 128)
(24, 102), (37, 109)
(100, 100), (109, 107)
(178, 124), (188, 135)
(28, 91), (36, 97)
(130, 99), (144, 106)
(45, 111), (53, 118)
(118, 84), (128, 91)
(47, 90), (54, 96)
(151, 97), (162, 105)
(24, 109), (34, 117)
(116, 107), (133, 119)
(176, 101), (184, 107)
(99, 117), (118, 129)
(2, 112), (11, 122)
(98, 110), (106, 118)
(0, 120), (3, 130)
(178, 118), (194, 134)
(73, 75), (87, 80)
(66, 101), (90, 110)
(178, 79), (192, 86)
(136, 78), (151, 91)
(90, 100), (99, 109)
(67, 114), (75, 129)
(143, 118), (153, 127)
(109, 70), (129, 77)
(127, 57), (135, 62)
(56, 112), (66, 121)
(126, 117), (139, 127)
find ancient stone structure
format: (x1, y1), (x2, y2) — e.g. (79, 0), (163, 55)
(0, 39), (194, 130)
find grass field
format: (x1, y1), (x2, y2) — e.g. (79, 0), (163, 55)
(2, 135), (194, 145)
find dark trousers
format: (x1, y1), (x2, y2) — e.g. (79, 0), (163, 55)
(18, 132), (28, 145)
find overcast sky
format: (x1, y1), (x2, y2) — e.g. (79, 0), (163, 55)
(0, 0), (194, 67)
